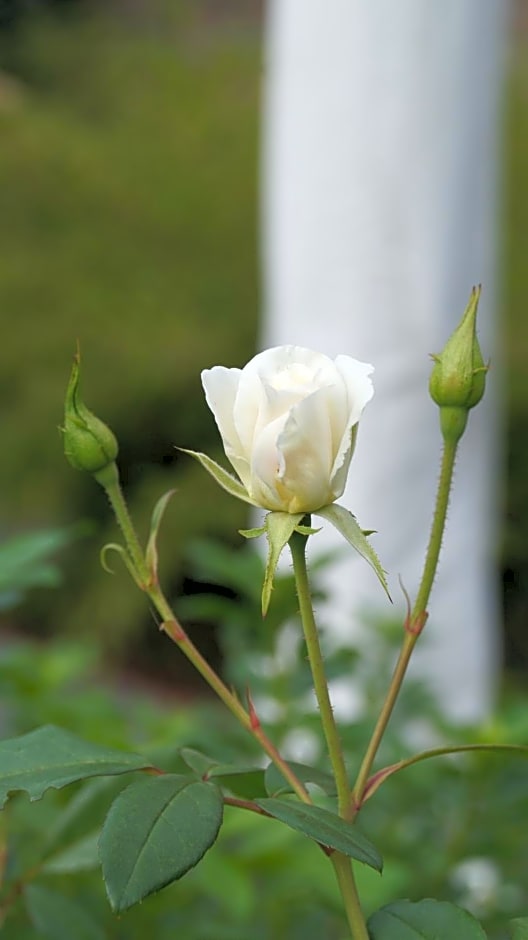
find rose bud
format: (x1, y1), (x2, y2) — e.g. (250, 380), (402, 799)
(429, 286), (488, 443)
(200, 345), (374, 514)
(63, 353), (119, 484)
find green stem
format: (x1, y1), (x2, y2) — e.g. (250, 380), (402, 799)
(99, 468), (150, 586)
(350, 633), (415, 813)
(150, 585), (312, 805)
(289, 530), (369, 939)
(351, 438), (458, 810)
(411, 437), (458, 621)
(289, 529), (350, 817)
(99, 473), (311, 805)
(331, 854), (370, 940)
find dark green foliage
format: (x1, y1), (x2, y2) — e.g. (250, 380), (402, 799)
(179, 748), (267, 798)
(254, 798), (383, 871)
(503, 43), (528, 668)
(511, 919), (528, 940)
(176, 536), (339, 696)
(368, 899), (487, 939)
(100, 774), (224, 911)
(1, 592), (528, 938)
(0, 1), (527, 669)
(0, 724), (151, 807)
(4, 535), (526, 936)
(264, 760), (337, 797)
(25, 883), (104, 940)
(0, 525), (85, 611)
(0, 1), (259, 649)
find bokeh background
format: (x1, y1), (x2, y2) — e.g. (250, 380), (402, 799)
(1, 4), (528, 937)
(0, 0), (527, 678)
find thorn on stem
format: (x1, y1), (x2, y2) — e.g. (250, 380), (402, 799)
(161, 619), (187, 643)
(246, 686), (260, 730)
(406, 610), (428, 637)
(399, 574), (412, 632)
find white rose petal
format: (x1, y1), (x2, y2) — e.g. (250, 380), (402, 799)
(201, 345), (374, 514)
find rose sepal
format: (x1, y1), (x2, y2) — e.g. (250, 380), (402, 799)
(242, 511), (321, 616)
(316, 503), (391, 601)
(178, 449), (260, 508)
(239, 525), (266, 539)
(261, 511), (304, 615)
(240, 513), (321, 615)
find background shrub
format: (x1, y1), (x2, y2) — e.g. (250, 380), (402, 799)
(0, 0), (527, 672)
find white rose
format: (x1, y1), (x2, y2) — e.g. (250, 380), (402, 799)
(201, 345), (374, 514)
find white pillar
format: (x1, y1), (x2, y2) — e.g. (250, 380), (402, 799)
(261, 0), (508, 721)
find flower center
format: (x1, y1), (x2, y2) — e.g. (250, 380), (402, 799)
(269, 363), (315, 392)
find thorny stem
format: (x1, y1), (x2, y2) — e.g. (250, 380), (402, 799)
(290, 526), (368, 939)
(351, 438), (458, 813)
(289, 527), (350, 815)
(150, 585), (312, 805)
(101, 475), (311, 807)
(101, 471), (150, 586)
(331, 854), (370, 940)
(411, 438), (458, 621)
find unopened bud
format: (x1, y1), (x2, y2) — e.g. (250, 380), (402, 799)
(429, 286), (488, 443)
(63, 352), (118, 481)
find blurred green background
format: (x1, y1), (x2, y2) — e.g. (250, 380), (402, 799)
(0, 0), (261, 674)
(0, 4), (528, 936)
(0, 0), (527, 674)
(2, 544), (528, 939)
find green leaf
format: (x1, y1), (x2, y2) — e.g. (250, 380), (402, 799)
(180, 750), (267, 797)
(511, 917), (528, 940)
(208, 765), (267, 799)
(264, 761), (337, 797)
(368, 899), (487, 939)
(316, 503), (391, 600)
(363, 743), (528, 804)
(178, 449), (258, 506)
(180, 751), (267, 797)
(254, 798), (382, 871)
(100, 774), (223, 912)
(25, 884), (104, 940)
(145, 489), (176, 580)
(261, 511), (304, 615)
(0, 725), (152, 809)
(179, 747), (218, 776)
(42, 831), (100, 874)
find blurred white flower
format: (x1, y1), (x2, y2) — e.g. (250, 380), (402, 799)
(281, 727), (322, 764)
(451, 857), (500, 916)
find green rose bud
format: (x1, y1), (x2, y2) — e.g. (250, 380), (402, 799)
(63, 352), (119, 484)
(429, 286), (488, 443)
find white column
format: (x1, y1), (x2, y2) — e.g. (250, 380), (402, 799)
(261, 0), (508, 721)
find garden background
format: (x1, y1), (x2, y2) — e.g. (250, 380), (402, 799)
(0, 3), (528, 938)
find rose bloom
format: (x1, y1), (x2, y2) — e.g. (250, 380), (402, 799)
(201, 346), (373, 514)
